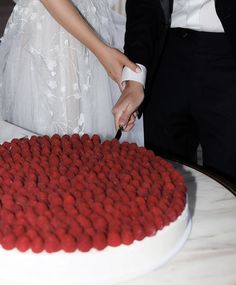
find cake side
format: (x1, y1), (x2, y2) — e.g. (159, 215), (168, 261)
(0, 202), (191, 285)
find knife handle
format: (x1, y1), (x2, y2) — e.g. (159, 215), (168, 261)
(115, 126), (124, 140)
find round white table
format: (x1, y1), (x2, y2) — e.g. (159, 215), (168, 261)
(0, 121), (236, 285)
(124, 164), (236, 285)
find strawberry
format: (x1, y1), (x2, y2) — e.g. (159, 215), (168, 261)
(1, 233), (16, 250)
(107, 231), (121, 247)
(93, 232), (107, 250)
(44, 233), (61, 253)
(144, 221), (156, 237)
(31, 236), (44, 253)
(16, 235), (30, 252)
(132, 224), (145, 241)
(77, 234), (92, 252)
(121, 229), (134, 245)
(61, 234), (77, 252)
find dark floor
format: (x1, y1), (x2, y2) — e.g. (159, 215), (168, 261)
(0, 1), (14, 37)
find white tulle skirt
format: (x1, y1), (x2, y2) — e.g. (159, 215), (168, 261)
(0, 0), (144, 145)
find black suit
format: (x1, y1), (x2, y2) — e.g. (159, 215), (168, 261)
(124, 0), (236, 181)
(125, 0), (236, 88)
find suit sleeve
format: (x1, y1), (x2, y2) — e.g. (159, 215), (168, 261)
(124, 0), (160, 69)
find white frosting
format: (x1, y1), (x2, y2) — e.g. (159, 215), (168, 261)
(0, 202), (191, 285)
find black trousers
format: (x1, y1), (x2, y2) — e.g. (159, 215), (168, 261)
(144, 28), (236, 182)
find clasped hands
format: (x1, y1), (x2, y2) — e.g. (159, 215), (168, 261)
(99, 45), (144, 132)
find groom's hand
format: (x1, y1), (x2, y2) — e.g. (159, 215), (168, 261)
(112, 81), (144, 132)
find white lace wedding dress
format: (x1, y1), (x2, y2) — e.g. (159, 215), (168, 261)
(0, 0), (143, 145)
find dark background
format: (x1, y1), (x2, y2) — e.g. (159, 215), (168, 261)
(0, 0), (14, 37)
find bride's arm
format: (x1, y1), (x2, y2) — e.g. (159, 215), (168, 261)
(41, 0), (139, 87)
(41, 0), (105, 56)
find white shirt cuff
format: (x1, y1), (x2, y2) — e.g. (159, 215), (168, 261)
(121, 64), (147, 88)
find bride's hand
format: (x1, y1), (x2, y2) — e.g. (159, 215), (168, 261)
(98, 46), (139, 90)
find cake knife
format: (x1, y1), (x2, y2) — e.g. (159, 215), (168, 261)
(115, 126), (124, 140)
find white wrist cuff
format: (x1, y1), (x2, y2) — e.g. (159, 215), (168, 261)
(121, 64), (147, 88)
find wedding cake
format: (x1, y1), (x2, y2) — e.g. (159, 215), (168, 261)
(0, 134), (191, 285)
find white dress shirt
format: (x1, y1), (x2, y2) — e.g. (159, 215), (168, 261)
(171, 0), (224, 32)
(121, 0), (224, 87)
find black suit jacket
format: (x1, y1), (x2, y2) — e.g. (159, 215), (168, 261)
(124, 0), (236, 94)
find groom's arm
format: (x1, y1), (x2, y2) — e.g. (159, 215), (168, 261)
(124, 0), (159, 69)
(121, 0), (162, 90)
(114, 0), (162, 131)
